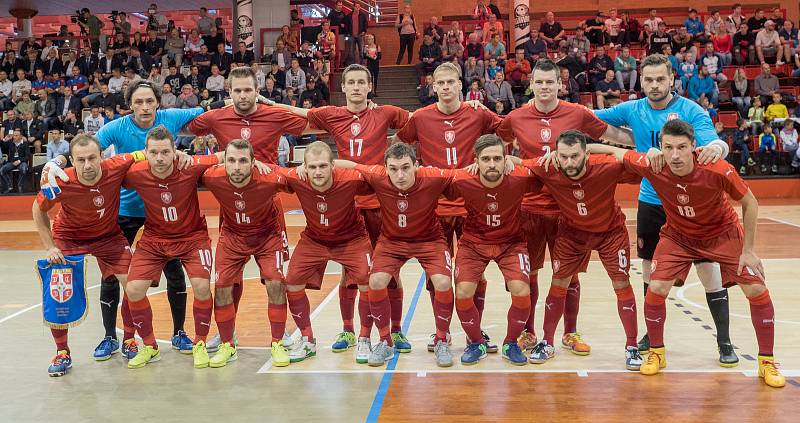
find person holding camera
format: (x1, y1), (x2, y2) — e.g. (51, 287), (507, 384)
(147, 4), (169, 39)
(77, 8), (104, 52)
(113, 12), (132, 39)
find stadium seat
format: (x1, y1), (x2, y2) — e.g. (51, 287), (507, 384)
(718, 111), (739, 129)
(579, 92), (594, 109)
(744, 66), (761, 80)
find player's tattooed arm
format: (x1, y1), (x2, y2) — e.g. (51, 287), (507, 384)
(31, 201), (65, 265)
(586, 143), (629, 162)
(738, 189), (764, 281)
(599, 125), (635, 147)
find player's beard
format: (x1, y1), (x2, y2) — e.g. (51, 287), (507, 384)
(646, 87), (669, 103)
(235, 97), (256, 114)
(228, 170), (251, 184)
(81, 169), (98, 183)
(561, 160), (586, 178)
(310, 174), (331, 189)
(481, 169), (502, 183)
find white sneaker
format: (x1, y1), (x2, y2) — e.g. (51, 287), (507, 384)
(288, 336), (316, 363)
(368, 340), (395, 367)
(626, 346), (644, 371)
(206, 332), (238, 353)
(427, 332), (452, 352)
(356, 337), (371, 364)
(282, 332), (295, 349)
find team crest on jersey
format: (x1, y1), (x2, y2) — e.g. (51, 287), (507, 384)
(444, 130), (456, 144)
(317, 202), (328, 213)
(350, 122), (362, 136)
(487, 202), (499, 212)
(396, 199), (409, 212)
(667, 112), (679, 121)
(49, 268), (74, 303)
(93, 195), (105, 207)
(677, 194), (690, 204)
(161, 192), (173, 204)
(235, 200), (246, 211)
(240, 127), (252, 139)
(540, 128), (552, 143)
(572, 189), (585, 200)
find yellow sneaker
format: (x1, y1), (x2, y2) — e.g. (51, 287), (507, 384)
(561, 332), (591, 356)
(517, 330), (538, 352)
(640, 347), (666, 375)
(193, 340), (210, 369)
(758, 356), (785, 388)
(209, 342), (238, 368)
(271, 341), (290, 367)
(128, 345), (161, 369)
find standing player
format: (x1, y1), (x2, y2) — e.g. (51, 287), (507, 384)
(594, 54), (737, 365)
(393, 62), (504, 352)
(514, 130), (643, 370)
(33, 135), (139, 376)
(496, 59), (633, 355)
(336, 143), (458, 367)
(201, 140), (289, 368)
(449, 135), (536, 366)
(590, 120), (784, 388)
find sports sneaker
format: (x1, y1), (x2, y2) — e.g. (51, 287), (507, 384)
(368, 340), (395, 367)
(281, 332), (294, 349)
(288, 336), (316, 363)
(529, 341), (555, 364)
(640, 347), (666, 375)
(193, 341), (210, 369)
(206, 333), (221, 353)
(771, 165), (778, 173)
(391, 331), (412, 353)
(356, 337), (371, 364)
(434, 339), (454, 367)
(718, 342), (739, 368)
(761, 164), (768, 173)
(271, 341), (290, 367)
(93, 336), (120, 361)
(758, 355), (786, 388)
(502, 342), (527, 366)
(171, 330), (193, 354)
(461, 342), (487, 365)
(48, 350), (72, 377)
(128, 345), (161, 369)
(427, 332), (451, 352)
(517, 330), (538, 352)
(121, 338), (138, 360)
(482, 330), (498, 353)
(739, 166), (746, 175)
(625, 346), (644, 371)
(209, 342), (238, 368)
(561, 332), (591, 355)
(747, 157), (756, 166)
(331, 331), (356, 353)
(637, 333), (650, 353)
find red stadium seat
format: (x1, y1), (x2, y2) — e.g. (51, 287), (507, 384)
(721, 66), (739, 81)
(579, 92), (594, 109)
(744, 66), (761, 80)
(718, 111), (739, 128)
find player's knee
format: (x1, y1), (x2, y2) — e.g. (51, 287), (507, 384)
(455, 283), (476, 299)
(285, 283), (304, 293)
(647, 280), (672, 296)
(125, 280), (149, 300)
(742, 283), (767, 299)
(611, 279), (631, 290)
(551, 277), (571, 288)
(507, 280), (530, 297)
(429, 275), (452, 291)
(190, 280), (211, 300)
(369, 273), (390, 290)
(215, 286), (233, 305)
(265, 280), (286, 302)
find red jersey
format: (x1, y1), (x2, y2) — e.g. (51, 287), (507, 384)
(37, 154), (137, 242)
(496, 101), (608, 214)
(524, 155), (640, 233)
(201, 165), (287, 238)
(447, 167), (538, 244)
(306, 105), (409, 209)
(623, 151), (749, 239)
(395, 102), (503, 216)
(355, 164), (455, 242)
(279, 167), (372, 245)
(123, 156), (218, 242)
(187, 104), (307, 164)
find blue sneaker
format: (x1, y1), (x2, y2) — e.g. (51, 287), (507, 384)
(93, 336), (120, 361)
(461, 342), (487, 365)
(391, 332), (412, 353)
(171, 330), (193, 354)
(122, 338), (139, 360)
(48, 350), (72, 377)
(502, 342), (527, 366)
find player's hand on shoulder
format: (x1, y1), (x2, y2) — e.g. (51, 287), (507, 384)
(41, 159), (70, 200)
(696, 144), (723, 165)
(176, 150), (193, 170)
(463, 163), (479, 175)
(257, 94), (275, 106)
(253, 160), (272, 174)
(367, 99), (379, 110)
(738, 250), (765, 281)
(465, 100), (489, 111)
(295, 164), (308, 181)
(542, 152), (559, 172)
(645, 147), (665, 173)
(46, 247), (66, 265)
(503, 155), (516, 174)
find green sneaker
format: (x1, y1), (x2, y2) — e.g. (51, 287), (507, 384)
(209, 342), (238, 368)
(391, 332), (412, 353)
(128, 345), (161, 369)
(193, 340), (210, 369)
(331, 331), (356, 353)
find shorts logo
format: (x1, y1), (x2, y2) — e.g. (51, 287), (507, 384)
(487, 202), (499, 212)
(235, 200), (246, 211)
(677, 194), (690, 205)
(240, 127), (252, 139)
(651, 259), (657, 272)
(540, 128), (551, 143)
(93, 195), (105, 207)
(350, 122), (361, 136)
(396, 199), (408, 212)
(552, 259), (560, 273)
(160, 192), (173, 204)
(637, 237), (644, 248)
(572, 189), (585, 200)
(49, 268), (74, 303)
(317, 202), (328, 213)
(667, 112), (679, 121)
(444, 130), (456, 144)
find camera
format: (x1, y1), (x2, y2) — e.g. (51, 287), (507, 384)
(109, 10), (119, 22)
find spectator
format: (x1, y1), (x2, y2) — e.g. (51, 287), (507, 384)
(699, 42), (728, 85)
(62, 110), (82, 139)
(756, 20), (784, 64)
(21, 110), (44, 146)
(472, 0), (492, 40)
(1, 110), (23, 143)
(595, 69), (621, 109)
(299, 77), (324, 107)
(75, 45), (97, 78)
(463, 56), (485, 86)
(444, 34), (465, 63)
(565, 27), (590, 64)
(522, 29), (547, 65)
(712, 27), (734, 66)
(205, 66), (226, 101)
(425, 16), (445, 45)
(540, 12), (565, 48)
(1, 51), (22, 77)
(446, 21), (465, 46)
(485, 70), (514, 112)
(483, 13), (505, 44)
(199, 88), (214, 109)
(553, 48), (583, 85)
(252, 63), (266, 91)
(733, 22), (756, 65)
(277, 25), (299, 54)
(193, 44), (212, 77)
(56, 86), (79, 121)
(484, 33), (506, 64)
(296, 41), (316, 72)
(485, 57), (502, 81)
(197, 7), (216, 36)
(778, 20), (798, 64)
(103, 105), (119, 123)
(731, 118), (755, 173)
(233, 41), (255, 65)
(164, 28), (185, 67)
(765, 92), (788, 123)
(649, 22), (673, 55)
(395, 4), (418, 65)
(685, 9), (705, 42)
(211, 42), (234, 77)
(145, 29), (166, 62)
(613, 46), (637, 91)
(126, 46), (154, 78)
(794, 50), (800, 77)
(754, 62), (780, 103)
(162, 65), (183, 94)
(620, 11), (640, 46)
(11, 69), (31, 100)
(416, 34), (442, 83)
(558, 66), (580, 103)
(0, 129), (30, 192)
(267, 61), (286, 90)
(759, 124), (778, 173)
(604, 8), (624, 46)
(747, 96), (766, 135)
(316, 20), (337, 63)
(124, 68), (143, 85)
(731, 68), (751, 117)
(45, 126), (69, 162)
(31, 69), (47, 93)
(128, 30), (144, 53)
(779, 119), (799, 169)
(643, 8), (664, 42)
(283, 86), (298, 106)
(285, 58), (307, 94)
(584, 12), (605, 45)
(464, 33), (484, 64)
(418, 74), (437, 106)
(77, 8), (104, 52)
(587, 46), (613, 90)
(504, 47), (531, 93)
(466, 79), (486, 102)
(699, 95), (718, 119)
(83, 106), (105, 134)
(146, 3), (169, 37)
(346, 3), (369, 65)
(486, 0), (501, 22)
(66, 66), (90, 98)
(705, 10), (725, 41)
(363, 34), (381, 94)
(161, 83), (177, 108)
(727, 4), (747, 34)
(688, 66), (718, 106)
(328, 0), (348, 55)
(14, 91), (35, 116)
(186, 29), (205, 57)
(261, 77), (283, 103)
(202, 27), (226, 54)
(748, 9), (767, 33)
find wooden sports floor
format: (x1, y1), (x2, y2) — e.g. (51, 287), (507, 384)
(1, 201), (799, 422)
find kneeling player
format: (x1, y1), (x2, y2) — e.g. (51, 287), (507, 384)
(592, 119), (785, 387)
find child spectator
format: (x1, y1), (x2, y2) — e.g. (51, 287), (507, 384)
(779, 119), (799, 169)
(765, 91), (788, 123)
(759, 124), (778, 173)
(747, 96), (765, 135)
(731, 118), (756, 174)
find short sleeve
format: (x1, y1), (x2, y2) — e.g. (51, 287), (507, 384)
(720, 163), (750, 200)
(306, 106), (335, 131)
(581, 105), (609, 140)
(482, 108), (504, 133)
(622, 150), (650, 177)
(689, 105), (722, 147)
(281, 110), (308, 136)
(36, 192), (57, 212)
(96, 120), (117, 150)
(593, 100), (635, 128)
(495, 114), (515, 144)
(186, 108), (215, 135)
(354, 164), (384, 184)
(163, 107), (205, 134)
(386, 105), (411, 130)
(394, 115), (418, 143)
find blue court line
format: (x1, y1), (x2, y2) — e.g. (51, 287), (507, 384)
(365, 272), (427, 423)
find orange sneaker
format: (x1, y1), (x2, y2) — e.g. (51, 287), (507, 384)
(561, 332), (591, 356)
(517, 330), (538, 352)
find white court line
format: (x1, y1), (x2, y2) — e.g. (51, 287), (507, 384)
(766, 216), (800, 229)
(675, 281), (800, 325)
(258, 367), (800, 376)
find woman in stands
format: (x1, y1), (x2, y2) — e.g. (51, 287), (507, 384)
(277, 25), (299, 54)
(362, 33), (381, 96)
(731, 68), (750, 118)
(395, 4), (418, 65)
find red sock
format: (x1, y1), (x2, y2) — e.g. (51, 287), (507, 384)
(564, 275), (581, 334)
(338, 286), (357, 333)
(747, 290), (775, 356)
(433, 288), (454, 342)
(193, 296), (213, 342)
(389, 285), (403, 333)
(475, 277), (488, 319)
(129, 297), (157, 347)
(614, 286), (638, 348)
(644, 290), (667, 348)
(287, 290), (313, 340)
(506, 295), (532, 344)
(267, 302), (288, 343)
(232, 282), (244, 312)
(214, 302), (236, 344)
(121, 293), (135, 340)
(369, 287), (392, 345)
(525, 273), (539, 334)
(542, 285), (568, 345)
(455, 297), (482, 343)
(51, 328), (69, 352)
(358, 290), (372, 338)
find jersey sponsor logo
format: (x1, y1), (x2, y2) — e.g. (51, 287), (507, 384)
(49, 268), (74, 303)
(677, 193), (690, 204)
(486, 193), (498, 199)
(317, 202), (328, 213)
(235, 200), (246, 211)
(487, 202), (499, 212)
(397, 199), (409, 212)
(540, 118), (551, 126)
(667, 112), (679, 121)
(158, 183), (169, 190)
(572, 189), (585, 200)
(444, 130), (456, 144)
(233, 192), (244, 198)
(540, 128), (552, 143)
(240, 127), (252, 140)
(676, 183), (688, 192)
(350, 122), (362, 136)
(444, 120), (455, 128)
(93, 195), (105, 207)
(161, 192), (173, 204)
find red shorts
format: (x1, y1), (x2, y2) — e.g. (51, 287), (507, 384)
(651, 225), (763, 288)
(438, 215), (464, 252)
(552, 224), (630, 282)
(371, 237), (453, 278)
(455, 240), (530, 285)
(214, 232), (285, 288)
(128, 238), (212, 282)
(286, 234), (373, 289)
(55, 233), (131, 279)
(360, 207), (382, 247)
(522, 211), (590, 273)
(275, 197), (290, 261)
